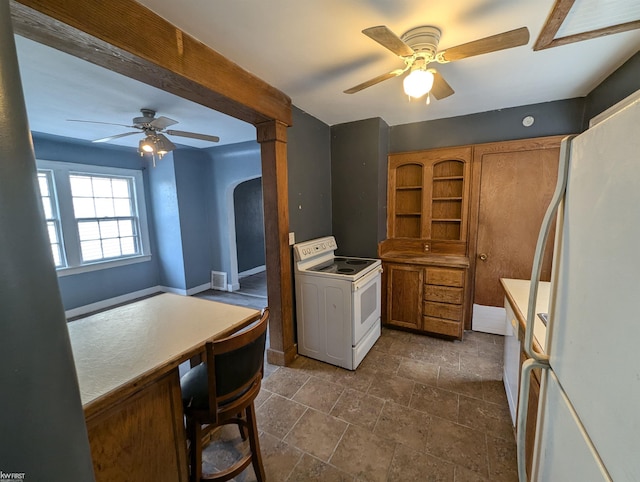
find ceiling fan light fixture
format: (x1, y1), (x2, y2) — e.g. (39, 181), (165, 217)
(403, 69), (434, 99)
(139, 136), (156, 154)
(154, 134), (175, 158)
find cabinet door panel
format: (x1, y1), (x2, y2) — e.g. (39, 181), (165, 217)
(385, 264), (423, 330)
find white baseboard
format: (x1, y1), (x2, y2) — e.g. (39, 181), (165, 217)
(65, 286), (162, 319)
(65, 282), (212, 318)
(239, 265), (266, 278)
(472, 304), (507, 335)
(186, 282), (213, 296)
(228, 282), (241, 292)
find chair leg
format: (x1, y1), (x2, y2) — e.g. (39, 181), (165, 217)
(238, 412), (248, 441)
(187, 418), (203, 482)
(245, 403), (266, 482)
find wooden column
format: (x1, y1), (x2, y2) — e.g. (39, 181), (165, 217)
(257, 120), (297, 366)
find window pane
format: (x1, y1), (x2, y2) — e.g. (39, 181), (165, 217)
(50, 245), (61, 267)
(120, 237), (136, 255)
(112, 178), (130, 198)
(78, 221), (100, 241)
(113, 198), (132, 217)
(118, 219), (134, 237)
(38, 174), (49, 196)
(38, 171), (65, 268)
(47, 222), (58, 243)
(81, 240), (103, 261)
(41, 198), (53, 219)
(101, 238), (121, 258)
(73, 197), (96, 218)
(70, 176), (93, 197)
(92, 177), (113, 198)
(94, 198), (115, 217)
(99, 220), (119, 239)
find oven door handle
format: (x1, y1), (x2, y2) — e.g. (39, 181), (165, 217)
(353, 266), (383, 291)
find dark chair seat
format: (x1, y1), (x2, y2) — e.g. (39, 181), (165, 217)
(180, 308), (269, 482)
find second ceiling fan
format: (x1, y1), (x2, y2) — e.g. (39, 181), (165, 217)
(344, 25), (530, 102)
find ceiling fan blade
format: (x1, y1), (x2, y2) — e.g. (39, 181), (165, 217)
(430, 71), (455, 100)
(150, 116), (178, 129)
(165, 130), (220, 142)
(438, 27), (529, 62)
(344, 69), (406, 94)
(68, 119), (134, 128)
(362, 26), (414, 57)
(92, 131), (140, 143)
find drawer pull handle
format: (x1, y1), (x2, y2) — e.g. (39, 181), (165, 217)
(478, 253), (488, 261)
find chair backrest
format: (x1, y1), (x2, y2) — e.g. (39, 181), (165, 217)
(204, 308), (269, 415)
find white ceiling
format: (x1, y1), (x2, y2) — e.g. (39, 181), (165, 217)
(14, 0), (640, 150)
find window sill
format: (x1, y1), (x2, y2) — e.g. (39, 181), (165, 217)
(56, 254), (152, 277)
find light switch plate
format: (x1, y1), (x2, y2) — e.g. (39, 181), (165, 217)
(288, 232), (295, 245)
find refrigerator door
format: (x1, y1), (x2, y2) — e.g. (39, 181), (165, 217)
(534, 371), (611, 482)
(544, 95), (640, 480)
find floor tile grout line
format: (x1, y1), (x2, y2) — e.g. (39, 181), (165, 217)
(370, 398), (387, 434)
(324, 418), (351, 468)
(281, 449), (305, 482)
(288, 373), (312, 401)
(279, 405), (309, 443)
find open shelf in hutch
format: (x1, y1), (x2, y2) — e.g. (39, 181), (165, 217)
(431, 160), (465, 241)
(393, 163), (423, 238)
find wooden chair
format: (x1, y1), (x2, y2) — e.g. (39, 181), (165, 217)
(180, 308), (269, 482)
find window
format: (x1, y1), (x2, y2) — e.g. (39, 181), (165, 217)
(37, 160), (151, 276)
(37, 170), (65, 268)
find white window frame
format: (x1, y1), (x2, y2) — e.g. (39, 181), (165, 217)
(37, 160), (152, 277)
(37, 169), (67, 268)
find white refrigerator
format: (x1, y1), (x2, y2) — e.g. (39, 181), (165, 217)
(517, 90), (640, 481)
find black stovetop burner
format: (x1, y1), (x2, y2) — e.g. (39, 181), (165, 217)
(307, 257), (377, 276)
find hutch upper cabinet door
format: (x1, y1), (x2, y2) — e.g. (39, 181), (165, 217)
(387, 146), (472, 243)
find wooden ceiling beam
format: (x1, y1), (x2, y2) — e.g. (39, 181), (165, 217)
(10, 0), (292, 126)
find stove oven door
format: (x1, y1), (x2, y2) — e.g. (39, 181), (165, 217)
(352, 266), (382, 346)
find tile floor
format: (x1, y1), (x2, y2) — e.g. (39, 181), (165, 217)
(200, 327), (518, 481)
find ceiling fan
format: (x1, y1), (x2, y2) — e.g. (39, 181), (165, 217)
(68, 108), (220, 162)
(344, 25), (530, 102)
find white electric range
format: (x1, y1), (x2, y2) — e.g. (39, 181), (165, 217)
(293, 236), (382, 370)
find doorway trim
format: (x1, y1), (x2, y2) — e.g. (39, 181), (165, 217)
(11, 0), (297, 365)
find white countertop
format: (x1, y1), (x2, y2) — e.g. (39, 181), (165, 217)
(500, 278), (550, 353)
(67, 293), (260, 408)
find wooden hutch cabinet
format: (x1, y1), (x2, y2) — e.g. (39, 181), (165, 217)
(380, 146), (472, 340)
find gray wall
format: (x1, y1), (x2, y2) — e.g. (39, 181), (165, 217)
(0, 10), (95, 479)
(287, 106), (333, 243)
(331, 117), (389, 258)
(584, 51), (640, 127)
(390, 98), (585, 153)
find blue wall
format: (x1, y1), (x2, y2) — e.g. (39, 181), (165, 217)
(147, 152), (186, 290)
(32, 133), (162, 309)
(174, 148), (214, 288)
(206, 140), (262, 287)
